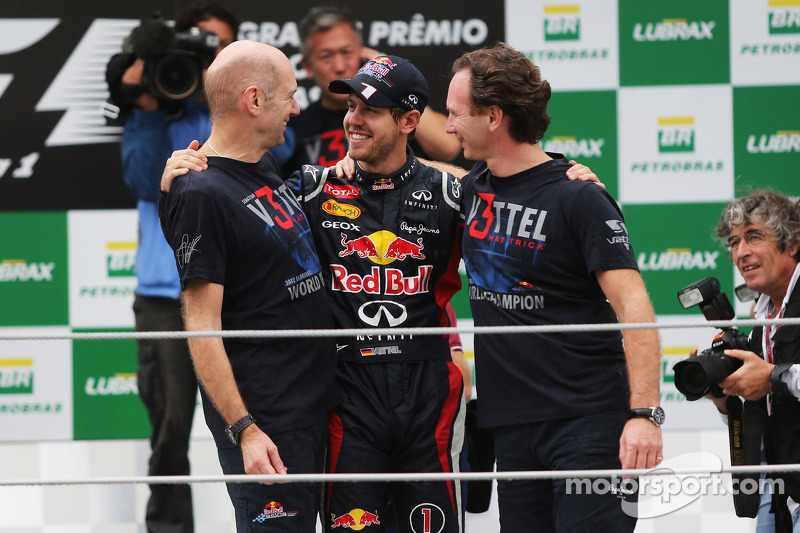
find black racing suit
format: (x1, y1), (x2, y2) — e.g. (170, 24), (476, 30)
(288, 148), (466, 533)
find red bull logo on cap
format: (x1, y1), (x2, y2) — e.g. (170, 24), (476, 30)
(372, 56), (395, 68)
(331, 509), (381, 530)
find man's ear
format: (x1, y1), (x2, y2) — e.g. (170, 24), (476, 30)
(301, 56), (314, 79)
(487, 105), (504, 131)
(243, 85), (261, 115)
(400, 110), (422, 135)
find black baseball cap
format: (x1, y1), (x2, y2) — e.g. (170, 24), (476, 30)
(328, 55), (429, 113)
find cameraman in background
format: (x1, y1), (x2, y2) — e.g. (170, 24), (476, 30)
(705, 190), (800, 532)
(106, 3), (289, 532)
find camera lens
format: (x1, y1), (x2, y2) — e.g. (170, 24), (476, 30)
(675, 361), (710, 396)
(153, 53), (201, 101)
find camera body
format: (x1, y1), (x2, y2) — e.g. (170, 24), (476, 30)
(103, 17), (219, 123)
(672, 277), (752, 401)
(141, 26), (219, 102)
(673, 327), (750, 401)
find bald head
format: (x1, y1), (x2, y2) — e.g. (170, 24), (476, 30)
(204, 40), (293, 122)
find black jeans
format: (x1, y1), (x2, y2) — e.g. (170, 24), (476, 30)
(493, 409), (637, 533)
(217, 415), (328, 532)
(134, 294), (198, 533)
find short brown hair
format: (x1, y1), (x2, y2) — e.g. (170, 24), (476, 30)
(452, 42), (551, 144)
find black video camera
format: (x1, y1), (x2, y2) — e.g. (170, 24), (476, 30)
(672, 277), (751, 401)
(103, 16), (218, 122)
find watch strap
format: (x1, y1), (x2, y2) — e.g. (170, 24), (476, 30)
(226, 414), (256, 445)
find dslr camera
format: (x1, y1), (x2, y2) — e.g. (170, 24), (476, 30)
(672, 277), (751, 401)
(103, 16), (219, 122)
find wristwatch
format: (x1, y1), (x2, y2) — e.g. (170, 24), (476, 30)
(629, 406), (665, 427)
(225, 414), (256, 445)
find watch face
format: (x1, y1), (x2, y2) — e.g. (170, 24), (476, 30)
(652, 406), (665, 425)
(226, 427), (237, 445)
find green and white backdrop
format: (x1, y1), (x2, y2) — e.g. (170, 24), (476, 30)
(1, 0), (799, 443)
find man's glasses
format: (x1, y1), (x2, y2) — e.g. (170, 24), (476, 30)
(726, 229), (772, 253)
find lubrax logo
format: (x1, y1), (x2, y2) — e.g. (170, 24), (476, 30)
(542, 136), (604, 158)
(0, 259), (55, 282)
(658, 117), (695, 153)
(769, 1), (800, 35)
(106, 241), (136, 278)
(0, 359), (34, 395)
(746, 130), (800, 153)
(84, 373), (138, 396)
(637, 249), (719, 271)
(544, 5), (581, 41)
(633, 19), (716, 41)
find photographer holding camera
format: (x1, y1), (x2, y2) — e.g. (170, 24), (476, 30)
(703, 190), (800, 532)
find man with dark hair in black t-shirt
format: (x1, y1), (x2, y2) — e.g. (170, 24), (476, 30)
(445, 42), (664, 532)
(158, 40), (338, 532)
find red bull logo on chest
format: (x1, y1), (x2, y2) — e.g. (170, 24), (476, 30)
(331, 509), (381, 529)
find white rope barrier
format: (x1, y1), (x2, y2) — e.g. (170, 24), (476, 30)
(2, 317), (800, 341)
(4, 464), (800, 487)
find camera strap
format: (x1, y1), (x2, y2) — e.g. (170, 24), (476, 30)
(726, 395), (765, 518)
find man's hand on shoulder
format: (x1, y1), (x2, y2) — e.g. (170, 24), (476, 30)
(161, 140), (207, 193)
(566, 160), (605, 188)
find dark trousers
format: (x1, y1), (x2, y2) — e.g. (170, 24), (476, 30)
(493, 409), (637, 533)
(217, 415), (328, 532)
(134, 295), (198, 533)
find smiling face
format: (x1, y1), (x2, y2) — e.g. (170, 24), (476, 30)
(729, 222), (799, 306)
(259, 60), (300, 150)
(343, 95), (410, 174)
(445, 69), (491, 162)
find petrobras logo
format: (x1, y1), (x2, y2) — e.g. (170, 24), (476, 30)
(544, 5), (581, 41)
(366, 14), (489, 48)
(637, 249), (720, 271)
(769, 0), (800, 35)
(323, 199), (361, 219)
(84, 372), (138, 396)
(542, 136), (604, 158)
(106, 241), (136, 278)
(0, 359), (34, 395)
(0, 259), (55, 282)
(633, 18), (716, 41)
(658, 116), (695, 153)
(746, 130), (800, 153)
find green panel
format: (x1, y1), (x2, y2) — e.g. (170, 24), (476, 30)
(623, 203), (733, 315)
(733, 85), (800, 197)
(72, 332), (150, 440)
(0, 212), (68, 326)
(543, 90), (619, 198)
(619, 0), (730, 86)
